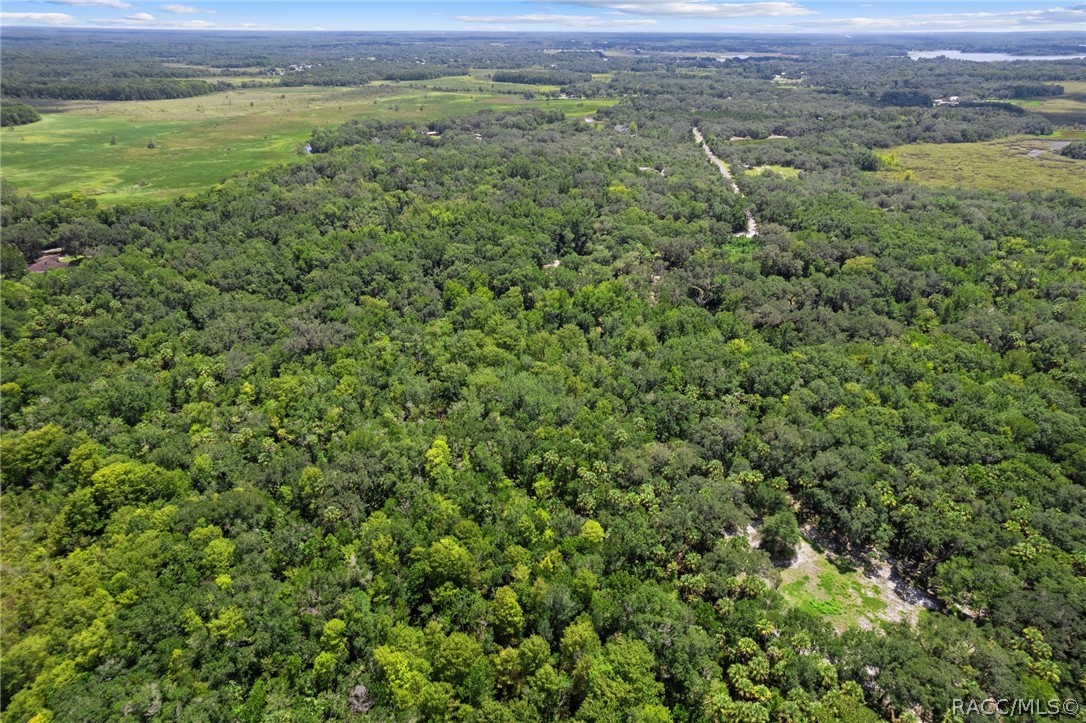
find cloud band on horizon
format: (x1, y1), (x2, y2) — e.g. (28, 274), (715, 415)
(456, 12), (656, 26)
(551, 1), (814, 17)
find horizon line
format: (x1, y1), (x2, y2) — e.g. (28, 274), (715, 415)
(3, 25), (1085, 35)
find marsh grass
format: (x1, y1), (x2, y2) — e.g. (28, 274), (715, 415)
(880, 135), (1086, 196)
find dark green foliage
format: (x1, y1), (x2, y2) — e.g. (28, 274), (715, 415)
(760, 510), (801, 562)
(1061, 140), (1086, 159)
(0, 243), (27, 279)
(5, 77), (231, 102)
(491, 70), (592, 85)
(0, 101), (41, 127)
(856, 149), (882, 171)
(997, 82), (1064, 98)
(879, 90), (932, 107)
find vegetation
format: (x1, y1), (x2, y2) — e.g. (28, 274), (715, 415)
(746, 165), (800, 180)
(4, 77), (236, 102)
(1008, 81), (1086, 124)
(491, 70), (593, 86)
(2, 28), (1085, 723)
(760, 511), (801, 563)
(879, 135), (1086, 196)
(0, 101), (41, 127)
(0, 86), (615, 203)
(778, 560), (890, 630)
(1062, 140), (1086, 159)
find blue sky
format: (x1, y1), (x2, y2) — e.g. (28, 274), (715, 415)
(1, 1), (1084, 33)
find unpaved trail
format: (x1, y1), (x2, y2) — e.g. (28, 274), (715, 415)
(693, 127), (757, 238)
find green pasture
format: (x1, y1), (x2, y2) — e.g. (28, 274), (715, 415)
(1, 85), (616, 204)
(1008, 80), (1086, 124)
(879, 135), (1086, 196)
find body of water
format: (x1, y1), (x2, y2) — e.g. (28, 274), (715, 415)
(909, 50), (1086, 62)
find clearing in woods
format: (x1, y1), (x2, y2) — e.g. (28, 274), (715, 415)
(1, 84), (616, 204)
(747, 164), (800, 179)
(1007, 80), (1086, 124)
(879, 133), (1086, 197)
(878, 81), (1086, 196)
(775, 529), (939, 632)
(734, 521), (938, 632)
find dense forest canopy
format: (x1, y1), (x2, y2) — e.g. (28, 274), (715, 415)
(1, 28), (1085, 723)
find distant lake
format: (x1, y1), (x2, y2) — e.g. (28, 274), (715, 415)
(909, 50), (1086, 62)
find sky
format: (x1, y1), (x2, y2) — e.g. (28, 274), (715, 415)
(1, 0), (1084, 34)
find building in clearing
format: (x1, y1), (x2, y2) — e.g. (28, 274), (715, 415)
(27, 251), (69, 273)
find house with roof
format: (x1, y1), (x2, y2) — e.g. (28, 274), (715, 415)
(27, 251), (70, 274)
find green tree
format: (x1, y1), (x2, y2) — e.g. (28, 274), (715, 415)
(208, 606), (247, 643)
(313, 651), (338, 689)
(581, 519), (606, 545)
(760, 510), (801, 562)
(490, 586), (525, 641)
(427, 536), (476, 588)
(1, 424), (68, 487)
(435, 631), (483, 685)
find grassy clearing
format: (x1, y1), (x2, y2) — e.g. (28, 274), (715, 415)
(1, 85), (616, 204)
(772, 77), (804, 89)
(747, 164), (800, 178)
(726, 136), (790, 144)
(879, 135), (1086, 196)
(778, 540), (891, 631)
(1008, 80), (1086, 124)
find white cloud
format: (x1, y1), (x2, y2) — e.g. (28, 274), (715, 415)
(87, 15), (298, 29)
(170, 18), (214, 26)
(0, 11), (79, 24)
(159, 4), (213, 13)
(553, 1), (814, 17)
(806, 4), (1086, 31)
(91, 11), (163, 24)
(46, 0), (133, 8)
(456, 12), (657, 27)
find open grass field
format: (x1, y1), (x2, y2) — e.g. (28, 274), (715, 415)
(879, 134), (1086, 196)
(1009, 80), (1086, 124)
(747, 164), (800, 178)
(1, 84), (616, 204)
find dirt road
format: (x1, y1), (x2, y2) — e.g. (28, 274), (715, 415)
(693, 127), (758, 238)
